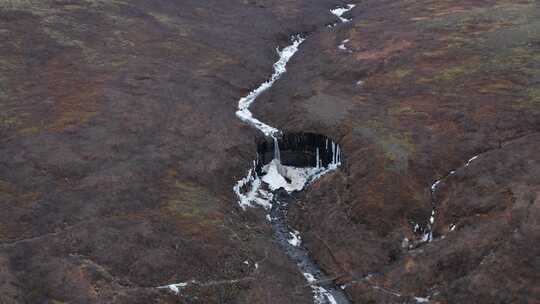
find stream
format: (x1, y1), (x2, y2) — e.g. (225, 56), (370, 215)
(156, 3), (481, 302)
(232, 4), (355, 304)
(232, 3), (486, 302)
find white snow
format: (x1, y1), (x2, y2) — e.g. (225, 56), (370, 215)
(262, 160), (318, 192)
(415, 296), (430, 303)
(232, 21), (346, 303)
(236, 36), (305, 137)
(313, 286), (339, 304)
(416, 211), (435, 244)
(288, 229), (302, 246)
(338, 39), (349, 50)
(330, 4), (356, 23)
(303, 273), (338, 304)
(157, 282), (189, 295)
(464, 155), (479, 167)
(421, 230), (432, 242)
(233, 167), (274, 209)
(414, 154), (481, 243)
(233, 35), (323, 209)
(303, 272), (317, 284)
(431, 180), (441, 192)
(236, 110), (279, 137)
(235, 147), (341, 209)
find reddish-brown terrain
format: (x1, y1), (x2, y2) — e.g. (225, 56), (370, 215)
(1, 0), (539, 303)
(254, 0), (540, 303)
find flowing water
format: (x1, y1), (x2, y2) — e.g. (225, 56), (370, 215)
(159, 4), (356, 303)
(232, 4), (355, 304)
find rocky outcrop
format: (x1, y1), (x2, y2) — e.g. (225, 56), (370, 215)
(256, 132), (342, 171)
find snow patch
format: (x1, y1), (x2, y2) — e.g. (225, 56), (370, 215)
(313, 286), (339, 304)
(235, 149), (341, 209)
(233, 167), (274, 209)
(415, 296), (430, 303)
(157, 282), (189, 295)
(288, 229), (302, 246)
(303, 273), (338, 304)
(303, 272), (317, 284)
(330, 4), (356, 23)
(431, 179), (442, 192)
(338, 39), (350, 50)
(262, 160), (326, 192)
(414, 154), (482, 246)
(232, 16), (348, 302)
(464, 155), (479, 167)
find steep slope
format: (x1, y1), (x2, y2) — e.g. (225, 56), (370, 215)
(253, 0), (540, 302)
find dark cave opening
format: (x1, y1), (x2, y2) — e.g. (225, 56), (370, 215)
(255, 132), (343, 175)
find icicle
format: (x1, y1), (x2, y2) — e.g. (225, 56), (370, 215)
(332, 142), (336, 164)
(273, 136), (281, 163)
(316, 147), (320, 169)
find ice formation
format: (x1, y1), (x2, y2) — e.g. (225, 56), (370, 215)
(330, 4), (356, 23)
(231, 5), (355, 304)
(236, 36), (305, 137)
(416, 154), (481, 245)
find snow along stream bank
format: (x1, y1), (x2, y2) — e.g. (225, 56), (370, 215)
(232, 4), (355, 304)
(156, 3), (435, 302)
(405, 154), (481, 250)
(157, 4), (355, 303)
(232, 35), (348, 304)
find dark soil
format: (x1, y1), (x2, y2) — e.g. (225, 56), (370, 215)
(1, 0), (539, 303)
